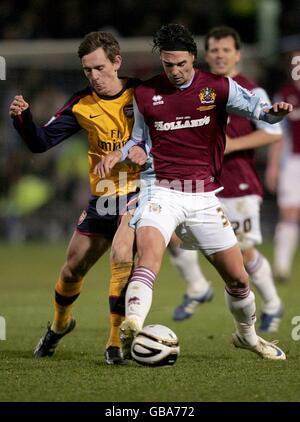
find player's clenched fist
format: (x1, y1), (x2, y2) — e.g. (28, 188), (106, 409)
(9, 95), (29, 117)
(128, 145), (147, 165)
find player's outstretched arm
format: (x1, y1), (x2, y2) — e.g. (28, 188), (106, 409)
(10, 92), (81, 153)
(224, 131), (281, 155)
(227, 78), (293, 123)
(9, 95), (29, 117)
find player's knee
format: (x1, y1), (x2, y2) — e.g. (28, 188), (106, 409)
(110, 241), (133, 263)
(61, 261), (86, 283)
(226, 266), (249, 289)
(241, 247), (256, 266)
(135, 228), (166, 272)
(137, 244), (163, 273)
(169, 246), (197, 265)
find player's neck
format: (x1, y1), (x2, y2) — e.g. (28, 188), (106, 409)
(106, 76), (126, 96)
(227, 68), (238, 78)
(176, 69), (195, 89)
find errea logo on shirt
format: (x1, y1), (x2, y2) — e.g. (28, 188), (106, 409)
(152, 95), (164, 106)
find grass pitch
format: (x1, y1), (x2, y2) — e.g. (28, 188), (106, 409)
(1, 242), (300, 402)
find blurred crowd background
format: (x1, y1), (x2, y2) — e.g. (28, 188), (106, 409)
(1, 0), (300, 242)
(0, 0), (299, 40)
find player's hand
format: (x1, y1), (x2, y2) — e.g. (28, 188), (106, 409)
(128, 145), (147, 165)
(9, 95), (29, 117)
(265, 101), (293, 117)
(94, 150), (122, 178)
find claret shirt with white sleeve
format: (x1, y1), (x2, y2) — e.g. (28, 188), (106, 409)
(122, 69), (283, 193)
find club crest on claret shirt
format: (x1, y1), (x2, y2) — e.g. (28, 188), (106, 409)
(197, 87), (217, 111)
(199, 87), (216, 104)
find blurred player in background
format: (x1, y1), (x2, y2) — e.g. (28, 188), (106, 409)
(265, 50), (300, 282)
(173, 26), (284, 333)
(100, 23), (291, 361)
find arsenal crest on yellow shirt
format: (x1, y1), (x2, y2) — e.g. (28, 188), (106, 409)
(123, 104), (134, 118)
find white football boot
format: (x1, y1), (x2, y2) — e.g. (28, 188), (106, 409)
(120, 318), (141, 359)
(232, 333), (286, 360)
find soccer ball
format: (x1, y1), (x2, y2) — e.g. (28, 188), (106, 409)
(131, 324), (180, 367)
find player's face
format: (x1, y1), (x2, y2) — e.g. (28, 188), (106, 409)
(82, 48), (122, 96)
(205, 36), (240, 77)
(161, 51), (195, 86)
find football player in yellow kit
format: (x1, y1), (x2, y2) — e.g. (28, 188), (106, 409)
(10, 31), (143, 364)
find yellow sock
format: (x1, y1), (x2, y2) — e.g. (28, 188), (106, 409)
(108, 314), (124, 348)
(106, 262), (134, 348)
(53, 302), (73, 333)
(52, 277), (84, 333)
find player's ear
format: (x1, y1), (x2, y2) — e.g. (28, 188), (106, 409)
(189, 53), (195, 63)
(113, 55), (122, 71)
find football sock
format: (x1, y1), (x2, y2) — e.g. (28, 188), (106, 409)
(245, 250), (281, 314)
(225, 286), (258, 347)
(169, 247), (210, 298)
(52, 277), (84, 333)
(274, 221), (299, 278)
(125, 266), (156, 329)
(107, 261), (134, 348)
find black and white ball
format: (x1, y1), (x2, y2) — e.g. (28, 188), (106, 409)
(131, 324), (180, 367)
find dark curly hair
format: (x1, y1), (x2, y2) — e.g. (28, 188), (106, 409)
(153, 24), (197, 58)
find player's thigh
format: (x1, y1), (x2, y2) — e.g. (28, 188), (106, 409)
(110, 212), (135, 263)
(132, 187), (182, 247)
(66, 230), (111, 275)
(177, 196), (237, 255)
(220, 195), (262, 250)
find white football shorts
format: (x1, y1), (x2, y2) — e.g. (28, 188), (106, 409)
(219, 194), (262, 250)
(278, 155), (300, 208)
(130, 185), (237, 256)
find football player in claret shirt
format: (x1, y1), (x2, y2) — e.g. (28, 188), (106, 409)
(265, 50), (300, 283)
(173, 26), (284, 332)
(100, 23), (292, 361)
(10, 30), (208, 365)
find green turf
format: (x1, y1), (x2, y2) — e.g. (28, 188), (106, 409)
(0, 242), (299, 402)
